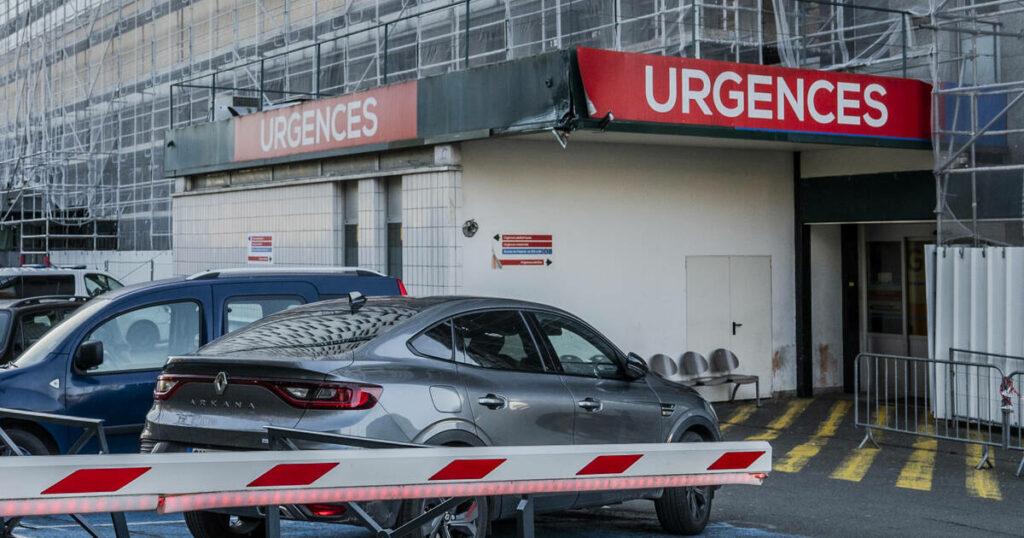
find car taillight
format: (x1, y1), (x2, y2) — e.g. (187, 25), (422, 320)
(306, 503), (347, 517)
(153, 375), (184, 400)
(396, 278), (408, 296)
(267, 381), (382, 410)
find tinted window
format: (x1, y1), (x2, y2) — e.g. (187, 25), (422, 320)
(454, 311), (544, 372)
(84, 301), (201, 373)
(12, 307), (77, 358)
(409, 320), (454, 360)
(84, 274), (124, 297)
(533, 312), (622, 378)
(0, 275), (75, 298)
(224, 296), (304, 334)
(200, 304), (418, 359)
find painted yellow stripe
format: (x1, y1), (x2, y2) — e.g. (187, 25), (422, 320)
(966, 443), (1002, 500)
(896, 436), (937, 491)
(746, 399), (813, 441)
(776, 400), (852, 473)
(829, 406), (891, 482)
(719, 403), (757, 433)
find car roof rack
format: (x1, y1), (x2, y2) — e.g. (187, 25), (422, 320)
(8, 295), (91, 308)
(186, 267), (387, 281)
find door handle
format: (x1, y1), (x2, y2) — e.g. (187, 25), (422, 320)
(577, 397), (602, 412)
(477, 394), (507, 410)
(732, 321), (743, 335)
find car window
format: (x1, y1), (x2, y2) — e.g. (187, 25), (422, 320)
(533, 312), (622, 378)
(84, 274), (123, 297)
(12, 307), (77, 358)
(200, 304), (418, 359)
(83, 301), (201, 373)
(453, 311), (544, 372)
(224, 296), (305, 334)
(0, 275), (76, 298)
(409, 320), (454, 360)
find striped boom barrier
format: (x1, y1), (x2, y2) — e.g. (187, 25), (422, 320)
(0, 441), (771, 517)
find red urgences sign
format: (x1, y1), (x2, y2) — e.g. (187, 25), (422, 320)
(234, 81), (418, 162)
(577, 47), (931, 142)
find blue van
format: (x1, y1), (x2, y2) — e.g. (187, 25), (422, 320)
(0, 268), (404, 455)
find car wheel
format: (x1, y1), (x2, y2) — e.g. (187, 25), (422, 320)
(654, 430), (713, 535)
(183, 511), (266, 538)
(397, 495), (488, 538)
(0, 428), (51, 456)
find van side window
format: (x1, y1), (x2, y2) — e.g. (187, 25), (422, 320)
(224, 296), (304, 334)
(83, 301), (201, 373)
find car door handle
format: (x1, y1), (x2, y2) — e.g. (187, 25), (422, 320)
(477, 394), (507, 410)
(577, 397), (602, 412)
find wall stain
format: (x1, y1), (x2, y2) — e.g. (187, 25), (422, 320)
(818, 343), (832, 387)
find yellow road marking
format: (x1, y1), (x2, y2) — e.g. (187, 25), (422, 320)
(896, 436), (937, 491)
(746, 399), (813, 441)
(719, 403), (757, 433)
(830, 406), (891, 482)
(776, 400), (852, 473)
(966, 442), (1002, 500)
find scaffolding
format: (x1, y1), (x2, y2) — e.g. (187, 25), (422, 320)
(1, 0), (1022, 257)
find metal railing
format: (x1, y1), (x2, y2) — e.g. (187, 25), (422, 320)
(854, 352), (1024, 474)
(169, 0), (913, 129)
(0, 407), (130, 538)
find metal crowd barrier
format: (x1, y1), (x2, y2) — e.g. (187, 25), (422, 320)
(854, 352), (1024, 474)
(0, 407), (130, 538)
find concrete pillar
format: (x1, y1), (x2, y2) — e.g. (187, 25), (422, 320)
(358, 178), (387, 274)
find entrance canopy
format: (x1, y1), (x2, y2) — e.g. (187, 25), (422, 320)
(165, 48), (933, 177)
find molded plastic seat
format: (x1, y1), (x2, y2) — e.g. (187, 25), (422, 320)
(709, 348), (761, 406)
(648, 353), (679, 378)
(679, 351), (728, 386)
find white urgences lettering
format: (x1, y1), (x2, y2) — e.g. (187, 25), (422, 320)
(256, 98), (384, 152)
(643, 66), (889, 128)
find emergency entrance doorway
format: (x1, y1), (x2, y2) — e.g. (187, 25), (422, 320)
(686, 256), (772, 401)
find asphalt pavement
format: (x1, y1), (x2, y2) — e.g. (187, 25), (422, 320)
(12, 393), (1024, 537)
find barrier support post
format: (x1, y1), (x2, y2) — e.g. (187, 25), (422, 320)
(263, 504), (280, 538)
(516, 495), (534, 538)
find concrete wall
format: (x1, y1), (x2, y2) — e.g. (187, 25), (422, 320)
(173, 182), (344, 275)
(810, 225), (843, 389)
(459, 138), (798, 394)
(801, 148), (932, 179)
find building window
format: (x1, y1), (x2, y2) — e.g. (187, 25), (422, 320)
(387, 176), (403, 279)
(344, 181), (358, 267)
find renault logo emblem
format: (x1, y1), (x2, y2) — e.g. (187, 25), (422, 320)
(214, 372), (229, 395)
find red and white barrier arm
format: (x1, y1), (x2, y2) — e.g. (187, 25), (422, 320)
(0, 441), (771, 517)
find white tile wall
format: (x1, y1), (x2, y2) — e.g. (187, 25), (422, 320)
(172, 182), (341, 275)
(402, 171), (462, 295)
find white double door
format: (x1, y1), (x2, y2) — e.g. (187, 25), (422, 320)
(685, 256), (772, 401)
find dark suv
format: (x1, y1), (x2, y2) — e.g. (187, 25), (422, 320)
(0, 296), (87, 366)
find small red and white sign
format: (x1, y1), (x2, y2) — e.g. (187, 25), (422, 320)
(247, 233), (274, 265)
(233, 81), (417, 162)
(492, 234), (553, 269)
(576, 47), (932, 142)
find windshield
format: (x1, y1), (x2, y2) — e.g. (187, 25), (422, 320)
(12, 298), (110, 368)
(198, 304), (418, 359)
(0, 310), (11, 360)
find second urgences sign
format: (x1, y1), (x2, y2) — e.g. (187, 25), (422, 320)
(234, 81), (418, 162)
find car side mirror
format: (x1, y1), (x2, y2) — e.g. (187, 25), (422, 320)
(74, 340), (104, 372)
(623, 352), (649, 381)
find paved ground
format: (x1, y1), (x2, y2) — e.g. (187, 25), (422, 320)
(11, 393), (1024, 537)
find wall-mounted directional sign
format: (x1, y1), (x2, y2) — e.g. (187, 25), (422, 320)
(247, 233), (274, 264)
(492, 233), (553, 269)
